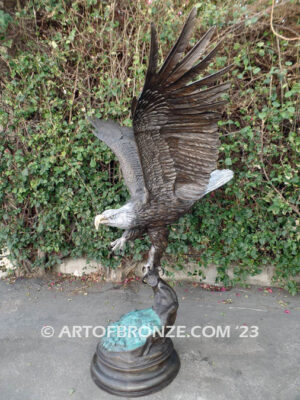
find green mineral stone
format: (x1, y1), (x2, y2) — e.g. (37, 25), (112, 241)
(101, 307), (162, 352)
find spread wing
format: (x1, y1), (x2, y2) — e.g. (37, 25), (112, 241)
(88, 118), (147, 200)
(132, 7), (232, 201)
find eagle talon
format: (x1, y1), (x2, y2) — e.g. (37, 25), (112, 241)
(142, 262), (165, 273)
(142, 264), (153, 274)
(157, 266), (165, 276)
(110, 237), (126, 253)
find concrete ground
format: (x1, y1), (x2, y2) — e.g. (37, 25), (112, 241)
(0, 276), (299, 400)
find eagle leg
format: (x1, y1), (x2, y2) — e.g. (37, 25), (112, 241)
(144, 226), (169, 270)
(110, 228), (145, 253)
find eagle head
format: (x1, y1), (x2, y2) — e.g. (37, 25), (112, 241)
(94, 203), (136, 230)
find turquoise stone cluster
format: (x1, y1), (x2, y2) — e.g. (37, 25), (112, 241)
(101, 307), (162, 352)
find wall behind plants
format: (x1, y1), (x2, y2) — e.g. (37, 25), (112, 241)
(0, 0), (299, 293)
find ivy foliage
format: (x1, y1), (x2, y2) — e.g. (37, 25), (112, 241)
(0, 0), (299, 293)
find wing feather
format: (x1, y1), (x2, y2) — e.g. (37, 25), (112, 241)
(132, 8), (232, 201)
(157, 8), (197, 84)
(88, 118), (147, 200)
(165, 27), (216, 85)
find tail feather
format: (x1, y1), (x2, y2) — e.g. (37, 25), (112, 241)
(203, 169), (233, 196)
(175, 169), (233, 201)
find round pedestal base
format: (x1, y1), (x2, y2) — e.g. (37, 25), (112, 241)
(91, 338), (180, 397)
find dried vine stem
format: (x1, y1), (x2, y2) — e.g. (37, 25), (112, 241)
(260, 120), (300, 216)
(270, 0), (300, 41)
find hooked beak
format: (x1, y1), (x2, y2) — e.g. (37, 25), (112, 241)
(94, 214), (108, 230)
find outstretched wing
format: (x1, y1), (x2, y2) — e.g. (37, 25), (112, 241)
(132, 7), (232, 201)
(89, 118), (147, 200)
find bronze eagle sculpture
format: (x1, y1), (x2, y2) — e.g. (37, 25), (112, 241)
(89, 8), (233, 273)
